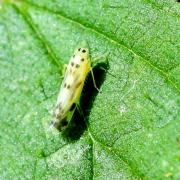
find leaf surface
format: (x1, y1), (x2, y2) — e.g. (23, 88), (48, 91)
(0, 0), (179, 179)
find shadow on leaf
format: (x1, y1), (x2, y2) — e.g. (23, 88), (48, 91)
(62, 61), (109, 141)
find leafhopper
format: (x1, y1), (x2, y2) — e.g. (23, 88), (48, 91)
(51, 42), (100, 131)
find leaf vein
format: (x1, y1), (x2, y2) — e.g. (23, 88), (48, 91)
(13, 4), (64, 74)
(21, 1), (180, 93)
(88, 129), (143, 179)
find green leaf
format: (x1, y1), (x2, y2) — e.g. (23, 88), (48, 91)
(0, 0), (179, 179)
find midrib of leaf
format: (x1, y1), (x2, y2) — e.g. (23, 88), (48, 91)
(88, 129), (142, 179)
(32, 159), (37, 180)
(13, 1), (180, 94)
(88, 135), (94, 180)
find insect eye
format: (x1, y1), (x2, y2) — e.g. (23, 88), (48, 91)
(82, 49), (86, 53)
(78, 48), (81, 51)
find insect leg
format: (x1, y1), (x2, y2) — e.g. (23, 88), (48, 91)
(76, 103), (85, 120)
(90, 68), (100, 92)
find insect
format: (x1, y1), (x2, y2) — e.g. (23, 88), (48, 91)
(51, 41), (99, 131)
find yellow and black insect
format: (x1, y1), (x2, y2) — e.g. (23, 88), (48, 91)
(51, 41), (100, 131)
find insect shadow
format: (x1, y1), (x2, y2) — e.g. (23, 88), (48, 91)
(62, 61), (109, 141)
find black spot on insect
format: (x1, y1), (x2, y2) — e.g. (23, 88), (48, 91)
(64, 83), (67, 88)
(78, 48), (81, 51)
(73, 55), (75, 58)
(64, 66), (67, 71)
(70, 103), (76, 111)
(75, 81), (82, 89)
(81, 58), (84, 62)
(82, 49), (86, 53)
(76, 64), (80, 68)
(71, 62), (74, 66)
(67, 84), (70, 89)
